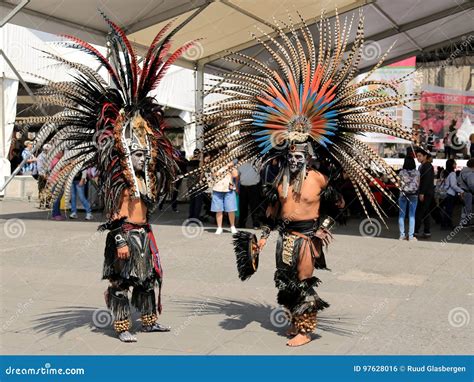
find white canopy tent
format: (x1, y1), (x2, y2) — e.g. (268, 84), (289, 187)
(2, 0), (472, 122)
(2, 0), (472, 73)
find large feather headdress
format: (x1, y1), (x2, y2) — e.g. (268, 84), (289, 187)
(16, 13), (199, 217)
(192, 10), (417, 223)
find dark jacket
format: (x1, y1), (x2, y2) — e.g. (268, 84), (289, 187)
(418, 162), (435, 196)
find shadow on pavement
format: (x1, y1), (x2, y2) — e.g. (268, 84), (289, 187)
(171, 297), (354, 338)
(29, 306), (142, 340)
(28, 301), (365, 343)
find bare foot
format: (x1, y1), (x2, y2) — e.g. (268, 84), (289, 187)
(286, 325), (298, 337)
(286, 333), (311, 347)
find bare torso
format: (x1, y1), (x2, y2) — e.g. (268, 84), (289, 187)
(114, 178), (148, 224)
(277, 169), (327, 221)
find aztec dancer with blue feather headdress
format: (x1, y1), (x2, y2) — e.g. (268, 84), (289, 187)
(189, 9), (417, 347)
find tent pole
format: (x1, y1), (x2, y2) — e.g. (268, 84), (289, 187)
(194, 63), (204, 150)
(0, 0), (30, 27)
(0, 49), (47, 193)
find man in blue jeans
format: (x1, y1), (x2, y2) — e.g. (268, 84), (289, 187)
(69, 170), (93, 220)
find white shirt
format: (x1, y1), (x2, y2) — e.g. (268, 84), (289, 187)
(212, 168), (233, 192)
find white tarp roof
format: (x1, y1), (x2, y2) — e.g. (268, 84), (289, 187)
(0, 22), (228, 113)
(0, 23), (109, 84)
(2, 0), (473, 73)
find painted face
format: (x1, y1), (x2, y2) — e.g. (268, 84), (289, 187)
(288, 151), (306, 174)
(131, 150), (147, 172)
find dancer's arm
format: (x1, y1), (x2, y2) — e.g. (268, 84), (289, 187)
(258, 201), (279, 250)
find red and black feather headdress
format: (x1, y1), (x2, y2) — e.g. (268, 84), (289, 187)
(16, 12), (199, 217)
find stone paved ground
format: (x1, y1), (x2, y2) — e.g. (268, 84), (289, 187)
(0, 200), (472, 355)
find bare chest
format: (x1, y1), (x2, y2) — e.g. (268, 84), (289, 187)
(278, 175), (322, 204)
(118, 189), (148, 223)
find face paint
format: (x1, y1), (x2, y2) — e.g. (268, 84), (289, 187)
(288, 151), (306, 174)
(131, 150), (147, 172)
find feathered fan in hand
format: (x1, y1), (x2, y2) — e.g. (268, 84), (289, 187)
(16, 12), (199, 217)
(189, 9), (418, 227)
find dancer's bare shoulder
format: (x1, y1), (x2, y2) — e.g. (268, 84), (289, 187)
(307, 169), (328, 188)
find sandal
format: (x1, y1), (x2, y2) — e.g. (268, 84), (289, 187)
(142, 323), (171, 332)
(118, 331), (137, 342)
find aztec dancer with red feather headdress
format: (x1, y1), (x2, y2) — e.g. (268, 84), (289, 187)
(14, 12), (200, 342)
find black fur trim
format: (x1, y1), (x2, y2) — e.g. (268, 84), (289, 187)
(131, 286), (156, 315)
(232, 231), (259, 281)
(106, 287), (130, 321)
(274, 271), (329, 312)
(293, 295), (330, 315)
(98, 217), (127, 232)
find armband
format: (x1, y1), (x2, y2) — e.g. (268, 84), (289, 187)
(260, 225), (271, 240)
(111, 227), (127, 248)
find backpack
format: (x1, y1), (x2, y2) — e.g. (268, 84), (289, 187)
(400, 170), (419, 195)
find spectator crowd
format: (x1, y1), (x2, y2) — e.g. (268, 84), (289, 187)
(8, 139), (474, 237)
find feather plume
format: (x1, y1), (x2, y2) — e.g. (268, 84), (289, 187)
(191, 9), (418, 224)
